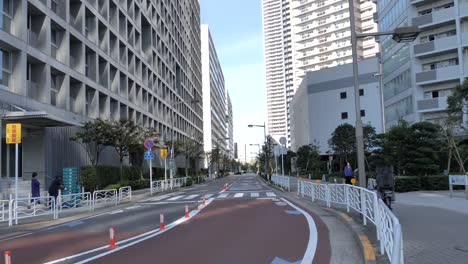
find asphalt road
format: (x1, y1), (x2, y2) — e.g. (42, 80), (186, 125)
(0, 174), (331, 264)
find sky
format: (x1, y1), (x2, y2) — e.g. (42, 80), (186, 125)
(200, 0), (266, 163)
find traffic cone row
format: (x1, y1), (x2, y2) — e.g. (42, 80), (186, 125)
(223, 183), (228, 190)
(4, 251), (11, 264)
(202, 198), (206, 206)
(109, 227), (116, 249)
(185, 205), (190, 218)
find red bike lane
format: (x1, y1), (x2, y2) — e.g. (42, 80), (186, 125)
(90, 198), (331, 264)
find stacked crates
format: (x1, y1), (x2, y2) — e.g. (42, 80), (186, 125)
(62, 168), (81, 207)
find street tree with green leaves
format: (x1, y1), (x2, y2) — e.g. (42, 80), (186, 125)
(296, 144), (321, 174)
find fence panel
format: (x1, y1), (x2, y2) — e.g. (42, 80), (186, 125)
(93, 189), (117, 209)
(119, 186), (132, 202)
(58, 192), (92, 212)
(14, 196), (56, 224)
(0, 200), (9, 222)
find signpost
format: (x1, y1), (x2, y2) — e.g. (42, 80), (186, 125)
(144, 139), (155, 194)
(6, 123), (21, 221)
(160, 148), (168, 182)
(279, 137), (287, 177)
(449, 175), (468, 199)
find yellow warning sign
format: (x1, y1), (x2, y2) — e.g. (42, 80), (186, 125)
(6, 124), (21, 144)
(160, 148), (168, 158)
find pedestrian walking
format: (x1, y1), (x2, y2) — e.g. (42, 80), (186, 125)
(48, 175), (62, 209)
(31, 172), (40, 204)
(344, 162), (353, 185)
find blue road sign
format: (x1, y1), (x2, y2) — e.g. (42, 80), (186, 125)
(144, 139), (154, 149)
(144, 150), (155, 160)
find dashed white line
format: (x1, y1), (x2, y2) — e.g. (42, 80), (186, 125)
(108, 210), (123, 215)
(234, 193), (244, 198)
(184, 194), (199, 200)
(203, 194), (214, 199)
(217, 193), (228, 198)
(266, 192), (276, 197)
(125, 205), (141, 210)
(250, 192), (259, 198)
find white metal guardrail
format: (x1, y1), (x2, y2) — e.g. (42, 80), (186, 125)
(118, 186), (132, 202)
(2, 186), (132, 226)
(271, 175), (290, 191)
(93, 189), (118, 209)
(297, 180), (404, 264)
(151, 177), (189, 195)
(57, 192), (92, 212)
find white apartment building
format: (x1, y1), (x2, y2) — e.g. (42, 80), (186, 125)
(379, 0), (468, 128)
(290, 57), (383, 154)
(201, 25), (229, 164)
(262, 0), (293, 144)
(226, 92), (234, 159)
(262, 0), (378, 146)
(0, 0), (203, 189)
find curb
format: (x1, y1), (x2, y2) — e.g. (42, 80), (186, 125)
(260, 176), (376, 264)
(323, 207), (377, 264)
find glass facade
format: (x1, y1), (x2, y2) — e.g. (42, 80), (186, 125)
(380, 0), (407, 31)
(385, 96), (413, 123)
(382, 44), (409, 76)
(383, 69), (411, 101)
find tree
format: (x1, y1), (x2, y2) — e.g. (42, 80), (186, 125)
(70, 119), (113, 166)
(177, 136), (204, 177)
(329, 123), (355, 170)
(296, 144), (320, 174)
(111, 120), (141, 181)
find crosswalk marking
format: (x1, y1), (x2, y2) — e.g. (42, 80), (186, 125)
(250, 192), (259, 197)
(234, 193), (244, 198)
(203, 194), (214, 199)
(168, 195), (185, 201)
(266, 192), (276, 197)
(217, 193), (228, 198)
(184, 194), (199, 200)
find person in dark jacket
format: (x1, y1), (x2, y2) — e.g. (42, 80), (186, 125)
(344, 162), (353, 184)
(48, 176), (62, 208)
(31, 172), (41, 204)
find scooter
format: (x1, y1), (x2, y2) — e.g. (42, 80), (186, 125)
(380, 188), (393, 210)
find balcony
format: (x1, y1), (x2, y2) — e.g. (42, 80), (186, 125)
(413, 35), (458, 58)
(415, 65), (460, 85)
(460, 1), (468, 18)
(417, 96), (448, 113)
(410, 0), (434, 6)
(412, 7), (455, 29)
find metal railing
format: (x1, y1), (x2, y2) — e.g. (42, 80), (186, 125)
(14, 196), (57, 225)
(271, 175), (290, 191)
(151, 177), (189, 195)
(92, 189), (118, 209)
(57, 192), (92, 212)
(0, 200), (9, 222)
(118, 186), (132, 202)
(297, 180), (404, 264)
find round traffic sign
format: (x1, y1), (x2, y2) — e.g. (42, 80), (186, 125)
(144, 139), (154, 149)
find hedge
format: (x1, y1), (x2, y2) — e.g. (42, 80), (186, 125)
(81, 165), (143, 191)
(395, 175), (452, 192)
(395, 176), (421, 192)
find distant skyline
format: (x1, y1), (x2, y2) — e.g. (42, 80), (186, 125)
(200, 0), (266, 162)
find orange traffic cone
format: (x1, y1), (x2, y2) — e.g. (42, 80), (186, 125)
(202, 198), (206, 206)
(185, 205), (190, 218)
(160, 213), (166, 230)
(4, 251), (11, 264)
(194, 203), (199, 210)
(109, 227), (117, 249)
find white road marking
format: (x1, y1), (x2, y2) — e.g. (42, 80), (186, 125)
(280, 198), (318, 263)
(266, 192), (276, 197)
(167, 195), (185, 201)
(250, 192), (259, 197)
(203, 194), (214, 199)
(109, 210), (123, 215)
(125, 205), (141, 210)
(184, 194), (199, 200)
(234, 193), (244, 198)
(217, 193), (228, 198)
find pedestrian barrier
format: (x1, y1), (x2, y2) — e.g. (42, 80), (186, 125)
(13, 196), (57, 225)
(93, 189), (118, 209)
(297, 180), (403, 264)
(151, 177), (189, 194)
(271, 175), (290, 191)
(118, 186), (132, 202)
(0, 200), (8, 222)
(57, 192), (92, 212)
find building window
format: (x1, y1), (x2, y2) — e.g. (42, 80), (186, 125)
(340, 92), (347, 99)
(432, 91), (439, 98)
(1, 0), (13, 33)
(359, 89), (364, 96)
(341, 112), (348, 119)
(0, 49), (11, 87)
(360, 110), (365, 117)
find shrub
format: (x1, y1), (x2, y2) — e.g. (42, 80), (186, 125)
(104, 183), (122, 190)
(184, 177), (193, 187)
(80, 166), (98, 192)
(395, 176), (421, 192)
(122, 166), (142, 181)
(80, 165), (143, 191)
(420, 176), (449, 191)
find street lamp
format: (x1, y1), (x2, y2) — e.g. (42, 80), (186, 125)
(248, 123), (268, 179)
(170, 99), (199, 179)
(348, 0), (420, 187)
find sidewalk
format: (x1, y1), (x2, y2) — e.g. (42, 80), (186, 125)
(393, 191), (468, 264)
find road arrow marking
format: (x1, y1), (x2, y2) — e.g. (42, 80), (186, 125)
(271, 257), (301, 264)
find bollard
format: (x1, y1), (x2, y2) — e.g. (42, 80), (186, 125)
(109, 227), (117, 249)
(194, 202), (199, 210)
(160, 213), (165, 230)
(4, 251), (11, 264)
(185, 205), (190, 218)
